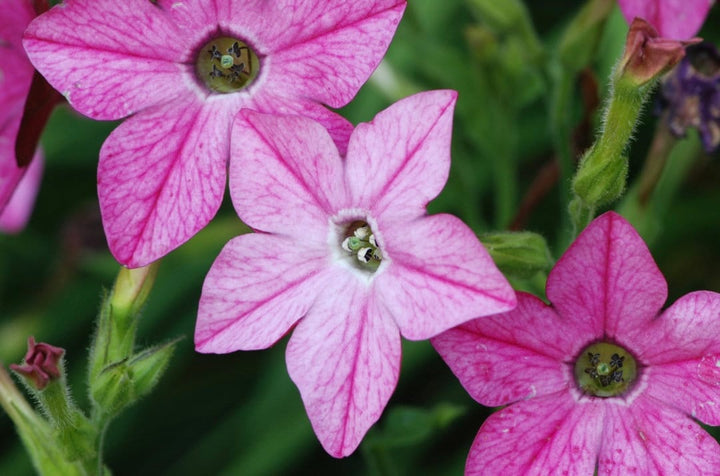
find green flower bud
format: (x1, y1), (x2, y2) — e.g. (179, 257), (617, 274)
(572, 149), (629, 207)
(480, 231), (554, 279)
(111, 263), (159, 326)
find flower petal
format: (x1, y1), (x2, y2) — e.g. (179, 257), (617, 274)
(195, 233), (327, 352)
(0, 0), (34, 48)
(618, 0), (714, 39)
(599, 395), (720, 474)
(635, 291), (720, 364)
(0, 137), (25, 212)
(638, 291), (720, 425)
(261, 0), (406, 108)
(432, 292), (586, 407)
(644, 360), (720, 427)
(23, 0), (189, 120)
(286, 273), (401, 457)
(250, 91), (353, 155)
(345, 90), (457, 222)
(547, 211), (667, 343)
(0, 151), (42, 234)
(230, 110), (347, 239)
(98, 98), (230, 267)
(376, 213), (515, 341)
(467, 392), (603, 475)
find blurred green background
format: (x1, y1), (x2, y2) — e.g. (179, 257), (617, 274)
(2, 0), (720, 474)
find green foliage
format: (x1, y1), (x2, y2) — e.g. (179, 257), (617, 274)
(2, 1), (720, 475)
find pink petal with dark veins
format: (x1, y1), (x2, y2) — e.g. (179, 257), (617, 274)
(345, 90), (457, 222)
(98, 98), (233, 267)
(23, 0), (189, 120)
(376, 213), (515, 340)
(196, 233), (329, 352)
(547, 212), (668, 343)
(286, 270), (401, 457)
(467, 391), (604, 475)
(598, 395), (720, 474)
(230, 109), (348, 240)
(432, 292), (586, 407)
(261, 0), (406, 108)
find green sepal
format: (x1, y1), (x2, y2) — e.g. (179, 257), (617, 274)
(480, 231), (554, 279)
(89, 264), (160, 387)
(52, 409), (97, 463)
(572, 150), (629, 207)
(127, 340), (178, 399)
(90, 359), (133, 417)
(90, 340), (177, 416)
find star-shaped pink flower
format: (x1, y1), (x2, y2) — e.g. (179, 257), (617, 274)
(195, 90), (516, 457)
(0, 0), (43, 232)
(433, 211), (720, 475)
(23, 0), (406, 267)
(618, 0), (715, 38)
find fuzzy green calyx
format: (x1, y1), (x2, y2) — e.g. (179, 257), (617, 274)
(196, 37), (259, 93)
(574, 342), (638, 397)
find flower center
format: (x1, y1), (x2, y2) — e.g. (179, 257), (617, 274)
(573, 342), (638, 398)
(340, 221), (383, 272)
(195, 37), (259, 93)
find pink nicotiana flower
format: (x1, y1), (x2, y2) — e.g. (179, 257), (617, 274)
(618, 0), (715, 38)
(194, 90), (516, 457)
(433, 211), (720, 475)
(0, 0), (43, 232)
(0, 157), (43, 233)
(23, 0), (406, 267)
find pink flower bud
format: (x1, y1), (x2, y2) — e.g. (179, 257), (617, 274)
(618, 18), (701, 87)
(10, 337), (65, 390)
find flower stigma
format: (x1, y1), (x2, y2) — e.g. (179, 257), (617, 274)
(340, 221), (383, 272)
(574, 342), (638, 397)
(195, 37), (259, 93)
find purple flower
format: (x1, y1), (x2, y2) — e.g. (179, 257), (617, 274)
(0, 0), (43, 232)
(23, 0), (406, 267)
(433, 212), (720, 474)
(660, 41), (720, 153)
(10, 337), (65, 390)
(194, 91), (516, 457)
(618, 0), (715, 39)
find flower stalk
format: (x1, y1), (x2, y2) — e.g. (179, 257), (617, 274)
(569, 18), (698, 234)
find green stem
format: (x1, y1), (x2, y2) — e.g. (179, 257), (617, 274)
(569, 75), (654, 234)
(590, 77), (648, 164)
(0, 367), (84, 476)
(549, 65), (576, 248)
(94, 417), (110, 476)
(492, 144), (517, 229)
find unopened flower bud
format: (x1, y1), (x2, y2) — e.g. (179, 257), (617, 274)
(617, 18), (700, 88)
(112, 262), (159, 321)
(10, 337), (64, 390)
(480, 232), (554, 279)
